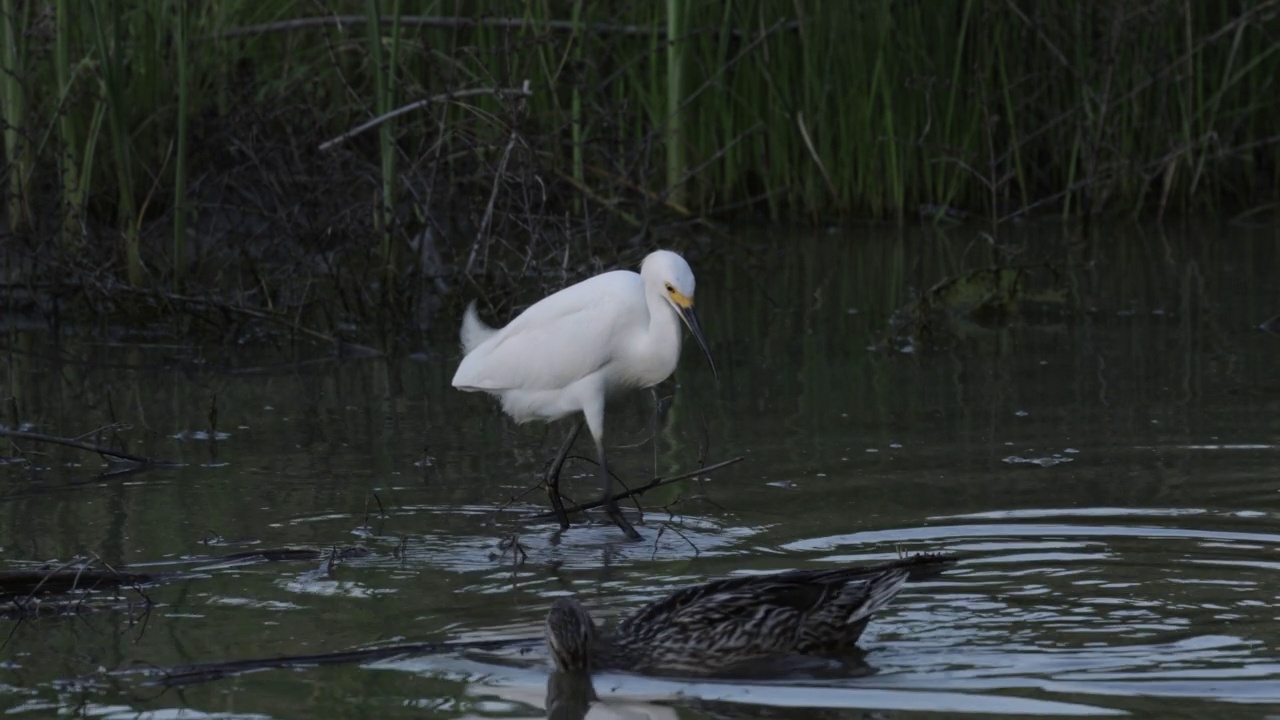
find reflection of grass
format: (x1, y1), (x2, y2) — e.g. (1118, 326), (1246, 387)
(925, 266), (1067, 322)
(701, 223), (1271, 452)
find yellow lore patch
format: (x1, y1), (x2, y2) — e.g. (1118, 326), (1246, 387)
(669, 290), (694, 309)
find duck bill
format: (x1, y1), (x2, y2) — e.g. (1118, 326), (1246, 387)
(679, 306), (718, 380)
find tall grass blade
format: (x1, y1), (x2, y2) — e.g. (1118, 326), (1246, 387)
(366, 0), (401, 275)
(172, 0), (189, 289)
(570, 0), (585, 215)
(665, 0), (685, 206)
(1, 0), (28, 232)
(53, 0), (82, 247)
(89, 0), (141, 285)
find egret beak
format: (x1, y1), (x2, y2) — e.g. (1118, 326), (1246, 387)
(678, 305), (718, 380)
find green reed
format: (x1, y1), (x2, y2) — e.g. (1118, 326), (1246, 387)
(1, 0), (27, 232)
(665, 0), (686, 208)
(87, 0), (142, 284)
(172, 0), (189, 288)
(569, 0), (585, 213)
(5, 0), (1280, 291)
(54, 0), (84, 247)
(365, 0), (402, 276)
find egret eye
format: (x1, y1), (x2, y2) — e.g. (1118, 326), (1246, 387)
(664, 283), (674, 293)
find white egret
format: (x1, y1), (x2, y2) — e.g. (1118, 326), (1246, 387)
(451, 250), (716, 539)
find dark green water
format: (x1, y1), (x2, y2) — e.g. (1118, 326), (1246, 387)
(2, 222), (1279, 719)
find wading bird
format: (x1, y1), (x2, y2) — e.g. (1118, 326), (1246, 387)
(451, 250), (716, 539)
(543, 553), (955, 676)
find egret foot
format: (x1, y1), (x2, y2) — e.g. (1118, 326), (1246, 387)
(602, 497), (642, 540)
(595, 446), (641, 540)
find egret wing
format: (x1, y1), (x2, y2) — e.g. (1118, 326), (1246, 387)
(452, 271), (644, 392)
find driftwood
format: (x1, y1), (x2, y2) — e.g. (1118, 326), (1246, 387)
(0, 558), (159, 623)
(0, 567), (159, 599)
(197, 545), (370, 565)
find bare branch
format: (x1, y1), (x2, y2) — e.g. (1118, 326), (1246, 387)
(319, 81), (532, 152)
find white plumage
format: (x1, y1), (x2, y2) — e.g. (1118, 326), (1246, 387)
(452, 250), (716, 539)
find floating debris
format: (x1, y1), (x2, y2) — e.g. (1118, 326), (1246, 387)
(170, 430), (232, 441)
(1002, 454), (1075, 468)
(879, 264), (1069, 352)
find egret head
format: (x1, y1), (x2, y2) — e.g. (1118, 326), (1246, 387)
(641, 251), (718, 380)
(546, 597), (597, 673)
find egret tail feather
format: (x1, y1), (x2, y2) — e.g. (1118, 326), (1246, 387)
(460, 301), (497, 354)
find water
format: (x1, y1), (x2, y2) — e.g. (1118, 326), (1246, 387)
(2, 222), (1279, 718)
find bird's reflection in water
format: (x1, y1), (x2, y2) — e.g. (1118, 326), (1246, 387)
(542, 654), (877, 720)
(545, 671), (596, 720)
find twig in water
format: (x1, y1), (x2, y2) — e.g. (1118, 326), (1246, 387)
(651, 521), (700, 560)
(0, 429), (177, 467)
(527, 456), (742, 522)
(108, 636), (542, 687)
(661, 492), (729, 516)
(103, 284), (383, 356)
(490, 534), (528, 566)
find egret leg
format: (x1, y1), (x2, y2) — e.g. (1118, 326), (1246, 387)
(581, 398), (641, 540)
(595, 438), (641, 540)
(543, 421), (582, 531)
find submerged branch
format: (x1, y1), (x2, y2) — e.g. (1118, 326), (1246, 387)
(0, 562), (160, 600)
(0, 558), (159, 626)
(107, 285), (383, 357)
(109, 636), (542, 687)
(528, 456), (743, 522)
(0, 428), (178, 466)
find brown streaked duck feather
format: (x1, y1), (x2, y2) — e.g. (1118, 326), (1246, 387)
(544, 552), (954, 676)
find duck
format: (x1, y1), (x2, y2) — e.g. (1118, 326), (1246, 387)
(544, 552), (955, 676)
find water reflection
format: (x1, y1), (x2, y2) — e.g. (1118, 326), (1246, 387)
(2, 222), (1280, 718)
(529, 665), (1128, 717)
(545, 672), (595, 720)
